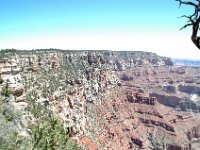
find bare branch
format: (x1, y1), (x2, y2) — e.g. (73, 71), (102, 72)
(180, 23), (193, 30)
(176, 0), (200, 49)
(176, 0), (198, 7)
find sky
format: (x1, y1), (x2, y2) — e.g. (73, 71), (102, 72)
(0, 0), (200, 59)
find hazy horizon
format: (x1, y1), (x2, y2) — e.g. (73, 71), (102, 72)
(1, 0), (200, 59)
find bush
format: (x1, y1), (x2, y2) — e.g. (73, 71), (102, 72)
(30, 114), (79, 150)
(26, 92), (79, 149)
(0, 103), (19, 150)
(1, 87), (13, 97)
(2, 105), (19, 122)
(0, 78), (3, 84)
(0, 116), (18, 150)
(0, 98), (79, 150)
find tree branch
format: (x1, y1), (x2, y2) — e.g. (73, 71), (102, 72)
(180, 23), (193, 30)
(176, 0), (200, 49)
(176, 0), (198, 7)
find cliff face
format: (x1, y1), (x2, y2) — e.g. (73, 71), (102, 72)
(1, 50), (200, 150)
(64, 50), (173, 70)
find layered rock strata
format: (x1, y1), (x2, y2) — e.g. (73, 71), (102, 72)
(1, 50), (200, 149)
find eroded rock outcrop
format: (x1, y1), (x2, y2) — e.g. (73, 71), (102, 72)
(178, 84), (200, 95)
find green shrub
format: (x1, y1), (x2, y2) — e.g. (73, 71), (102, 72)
(26, 92), (79, 149)
(0, 78), (3, 84)
(0, 119), (18, 150)
(30, 114), (79, 150)
(2, 106), (18, 122)
(1, 87), (13, 97)
(0, 104), (19, 150)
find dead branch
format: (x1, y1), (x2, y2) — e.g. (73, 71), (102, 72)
(176, 0), (200, 49)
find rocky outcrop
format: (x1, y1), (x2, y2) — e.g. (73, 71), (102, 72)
(127, 92), (157, 105)
(170, 67), (185, 75)
(130, 137), (143, 148)
(162, 85), (176, 93)
(187, 126), (200, 140)
(178, 84), (200, 95)
(139, 118), (175, 132)
(0, 59), (24, 106)
(149, 93), (182, 108)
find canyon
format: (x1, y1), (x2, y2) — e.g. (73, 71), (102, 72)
(0, 49), (200, 149)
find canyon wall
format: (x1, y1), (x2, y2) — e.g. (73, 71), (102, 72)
(1, 50), (200, 149)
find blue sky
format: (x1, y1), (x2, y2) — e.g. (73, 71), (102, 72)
(0, 0), (200, 59)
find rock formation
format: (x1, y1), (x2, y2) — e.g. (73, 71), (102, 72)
(0, 49), (200, 149)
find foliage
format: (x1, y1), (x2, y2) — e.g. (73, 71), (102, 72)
(1, 87), (13, 97)
(0, 82), (80, 150)
(2, 104), (19, 122)
(1, 81), (13, 97)
(25, 91), (79, 150)
(0, 101), (79, 150)
(0, 114), (18, 150)
(30, 114), (79, 150)
(0, 78), (3, 84)
(0, 100), (20, 150)
(0, 49), (16, 59)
